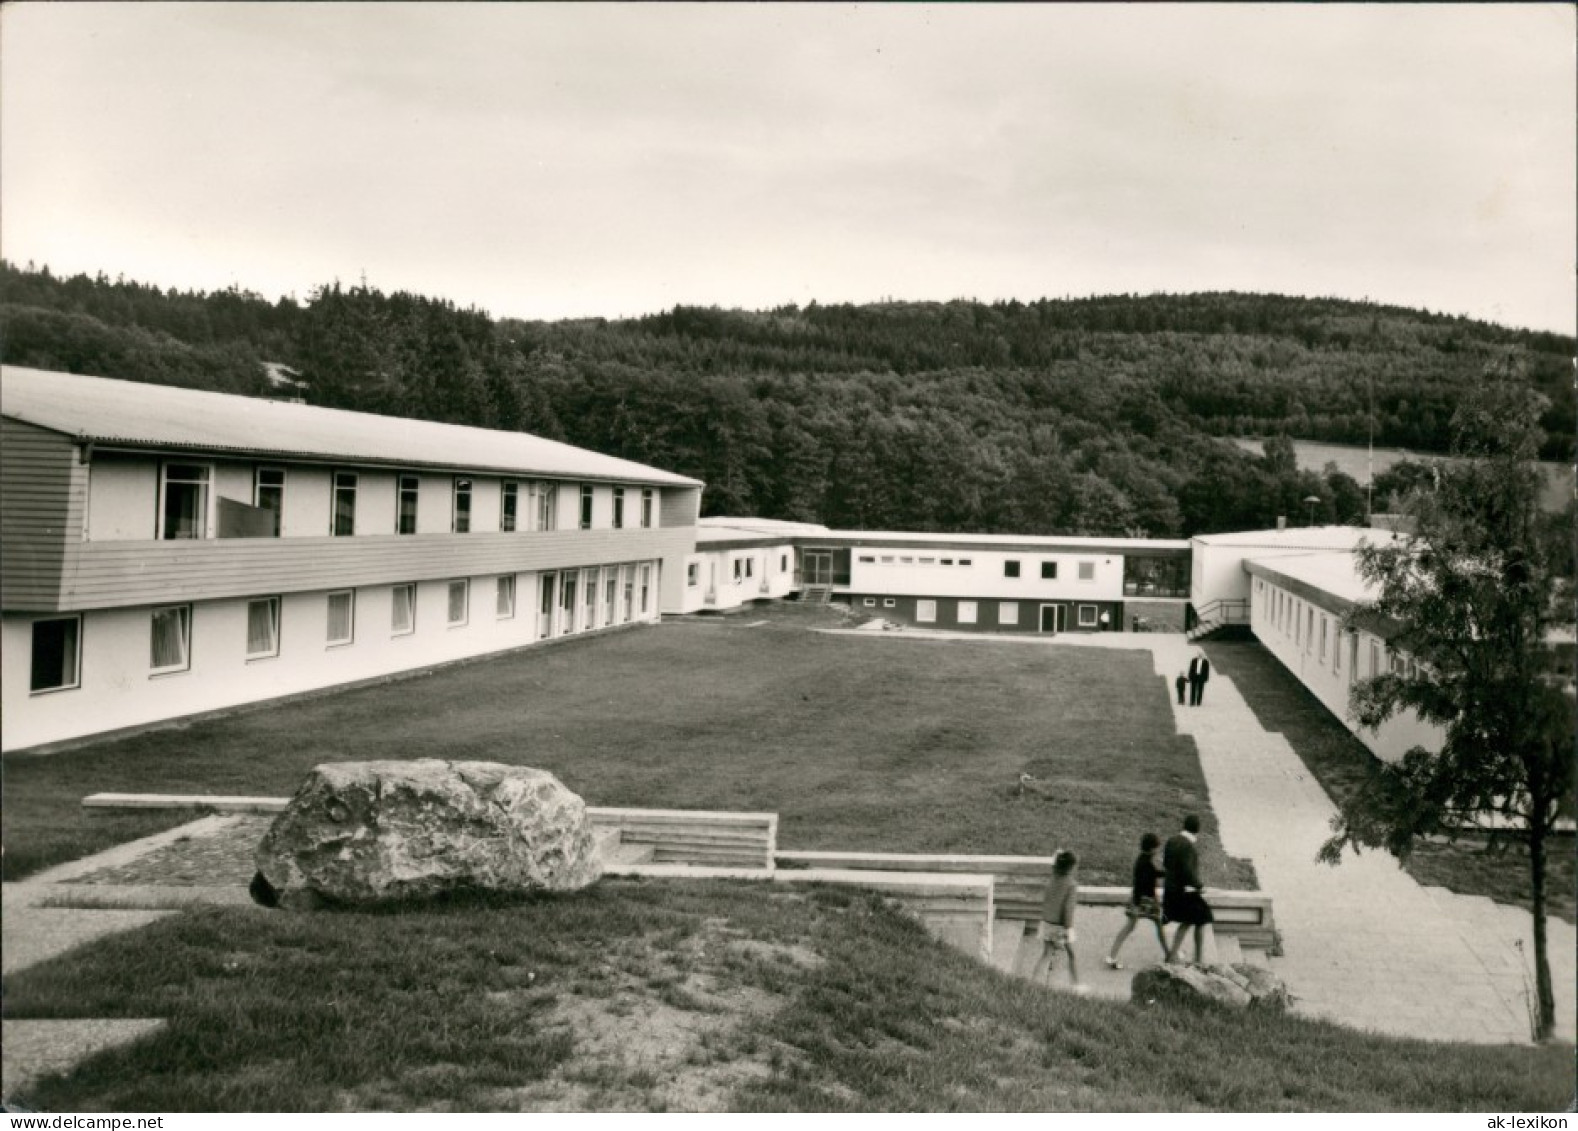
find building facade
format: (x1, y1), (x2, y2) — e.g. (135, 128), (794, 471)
(1243, 547), (1442, 764)
(793, 531), (1191, 634)
(680, 518), (821, 614)
(1, 367), (702, 751)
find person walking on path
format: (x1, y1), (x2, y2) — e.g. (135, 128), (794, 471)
(1163, 815), (1215, 965)
(1187, 653), (1211, 706)
(1105, 832), (1167, 969)
(1031, 850), (1086, 993)
(1174, 671), (1188, 705)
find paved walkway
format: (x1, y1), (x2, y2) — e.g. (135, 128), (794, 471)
(830, 626), (1576, 1044)
(1070, 632), (1576, 1044)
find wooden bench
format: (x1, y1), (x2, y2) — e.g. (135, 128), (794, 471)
(585, 807), (777, 870)
(776, 850), (1277, 949)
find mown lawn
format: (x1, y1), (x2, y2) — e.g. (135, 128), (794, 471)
(3, 881), (1567, 1112)
(4, 616), (1250, 889)
(1205, 640), (1576, 924)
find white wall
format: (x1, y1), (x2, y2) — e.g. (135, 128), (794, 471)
(1190, 540), (1256, 609)
(87, 454), (158, 541)
(681, 544), (797, 612)
(472, 479), (501, 534)
(415, 474), (449, 535)
(680, 553), (707, 613)
(358, 471), (397, 536)
(285, 468), (332, 538)
(848, 547), (1124, 601)
(1250, 576), (1442, 763)
(1, 563), (665, 751)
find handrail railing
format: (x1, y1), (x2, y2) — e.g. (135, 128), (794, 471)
(1194, 598), (1250, 624)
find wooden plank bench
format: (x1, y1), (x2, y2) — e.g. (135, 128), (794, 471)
(776, 850), (1277, 949)
(585, 807), (777, 870)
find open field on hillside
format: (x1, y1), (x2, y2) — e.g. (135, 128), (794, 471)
(3, 611), (1249, 888)
(1228, 437), (1573, 512)
(4, 881), (1569, 1112)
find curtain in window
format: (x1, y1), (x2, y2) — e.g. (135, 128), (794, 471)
(328, 593), (354, 642)
(151, 607), (189, 669)
(448, 581), (468, 624)
(247, 600), (278, 656)
(496, 577), (514, 617)
(392, 586), (415, 633)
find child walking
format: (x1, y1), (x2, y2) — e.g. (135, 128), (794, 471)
(1031, 850), (1085, 993)
(1105, 832), (1168, 969)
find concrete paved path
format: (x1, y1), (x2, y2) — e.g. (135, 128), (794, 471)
(1068, 632), (1577, 1045)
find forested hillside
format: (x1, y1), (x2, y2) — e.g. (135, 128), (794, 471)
(3, 260), (1570, 537)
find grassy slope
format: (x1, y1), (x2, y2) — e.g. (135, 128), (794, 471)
(3, 619), (1250, 889)
(1204, 640), (1576, 924)
(3, 881), (1567, 1113)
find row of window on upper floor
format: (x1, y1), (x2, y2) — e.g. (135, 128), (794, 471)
(854, 553), (1098, 581)
(153, 461), (658, 540)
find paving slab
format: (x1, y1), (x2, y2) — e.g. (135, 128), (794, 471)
(2, 1020), (166, 1102)
(2, 886), (174, 977)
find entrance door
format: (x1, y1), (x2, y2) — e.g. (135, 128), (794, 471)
(804, 550), (833, 586)
(559, 570), (577, 635)
(538, 573), (555, 639)
(1039, 604), (1067, 633)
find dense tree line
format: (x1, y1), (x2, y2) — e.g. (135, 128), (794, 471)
(2, 260), (1569, 537)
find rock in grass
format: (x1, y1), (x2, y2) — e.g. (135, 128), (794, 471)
(253, 760), (601, 909)
(1130, 962), (1289, 1013)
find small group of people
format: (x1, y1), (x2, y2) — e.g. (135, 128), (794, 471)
(1031, 814), (1216, 993)
(1173, 653), (1212, 706)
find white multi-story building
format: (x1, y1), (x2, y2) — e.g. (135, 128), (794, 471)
(0, 366), (703, 751)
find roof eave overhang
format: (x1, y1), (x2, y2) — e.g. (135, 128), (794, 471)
(22, 426), (702, 488)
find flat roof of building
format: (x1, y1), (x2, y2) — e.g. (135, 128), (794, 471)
(0, 366), (703, 487)
(801, 529), (1190, 556)
(696, 517), (832, 549)
(1191, 526), (1381, 551)
(1245, 550), (1374, 605)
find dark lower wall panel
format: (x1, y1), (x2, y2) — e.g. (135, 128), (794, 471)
(844, 593), (1124, 634)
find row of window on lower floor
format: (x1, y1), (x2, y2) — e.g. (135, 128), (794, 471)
(28, 564), (658, 693)
(861, 597), (1107, 627)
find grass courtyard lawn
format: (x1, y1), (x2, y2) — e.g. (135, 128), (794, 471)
(1205, 640), (1576, 924)
(3, 881), (1568, 1113)
(3, 617), (1251, 889)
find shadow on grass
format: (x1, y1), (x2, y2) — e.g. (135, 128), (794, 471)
(4, 879), (1569, 1113)
(1203, 639), (1574, 924)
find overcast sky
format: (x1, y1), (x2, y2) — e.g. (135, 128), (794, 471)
(3, 3), (1574, 333)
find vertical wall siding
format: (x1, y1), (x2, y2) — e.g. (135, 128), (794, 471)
(0, 420), (84, 610)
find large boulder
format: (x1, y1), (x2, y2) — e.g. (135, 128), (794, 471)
(252, 760), (601, 908)
(1131, 962), (1290, 1013)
